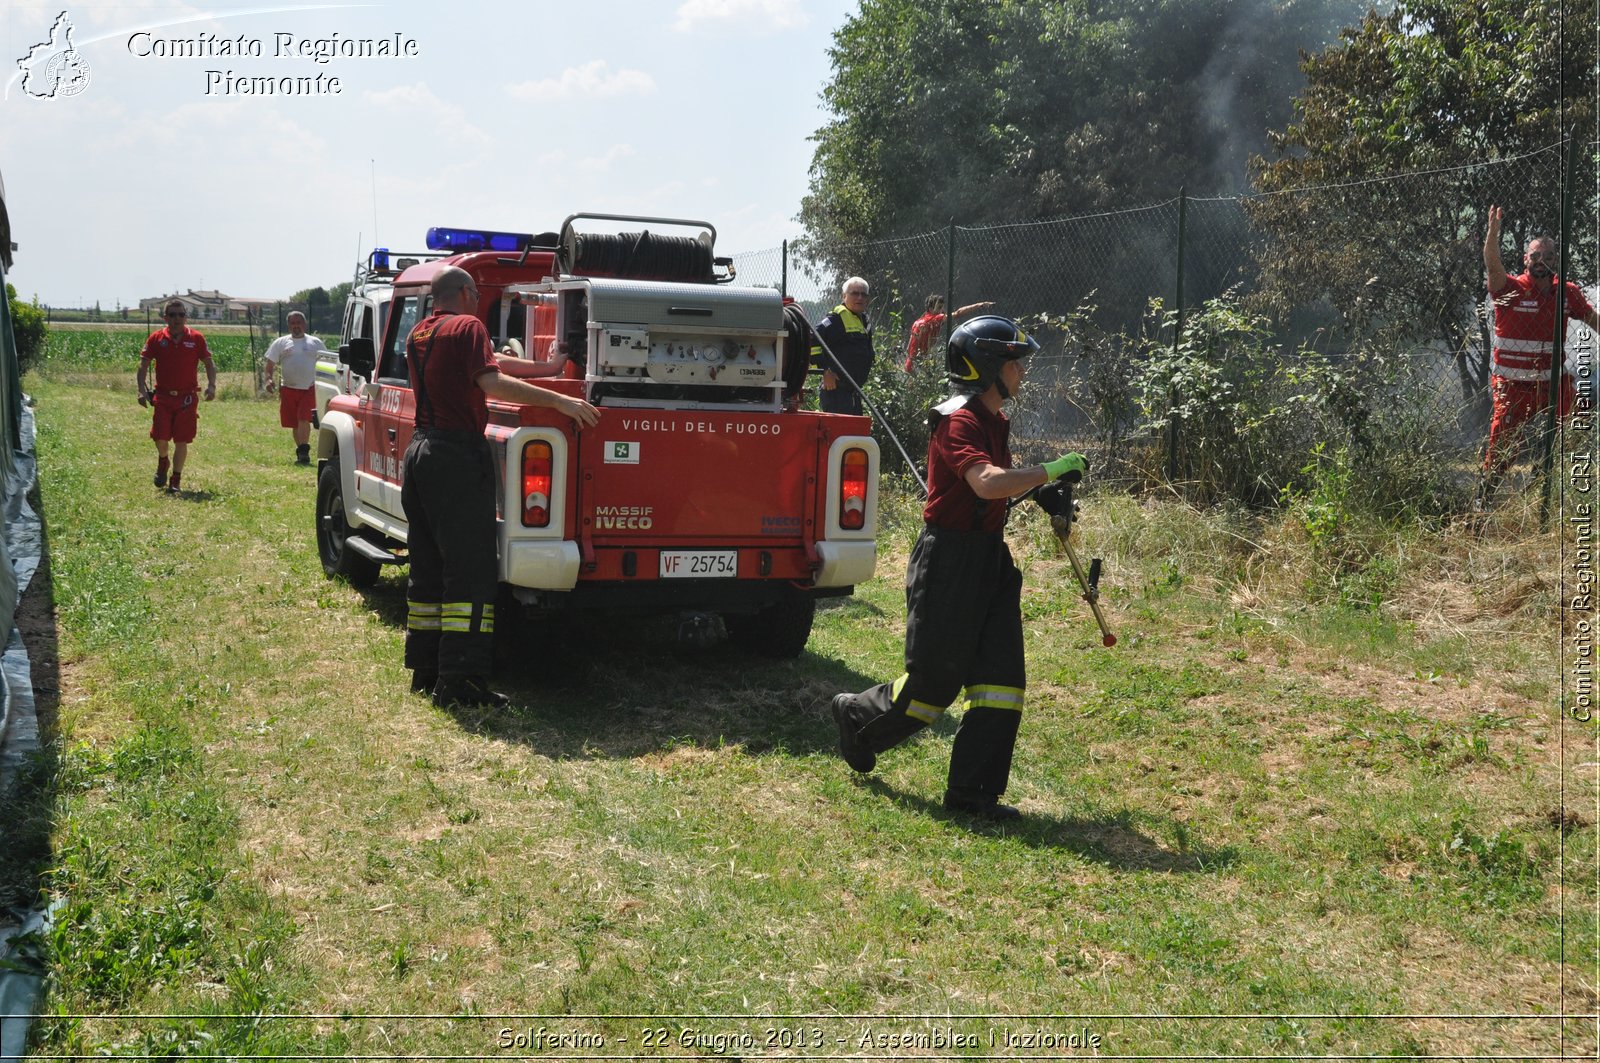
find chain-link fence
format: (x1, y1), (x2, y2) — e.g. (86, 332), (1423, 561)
(734, 139), (1599, 513)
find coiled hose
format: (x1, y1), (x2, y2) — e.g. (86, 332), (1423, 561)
(568, 230), (713, 281)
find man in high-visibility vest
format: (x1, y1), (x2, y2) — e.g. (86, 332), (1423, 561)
(810, 277), (877, 415)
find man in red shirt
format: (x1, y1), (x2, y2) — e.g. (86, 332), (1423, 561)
(402, 266), (600, 709)
(137, 299), (217, 493)
(903, 294), (994, 371)
(1480, 204), (1600, 505)
(830, 315), (1086, 821)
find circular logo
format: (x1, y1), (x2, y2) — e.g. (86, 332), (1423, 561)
(43, 49), (91, 98)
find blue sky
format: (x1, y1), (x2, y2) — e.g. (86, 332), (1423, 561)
(0, 0), (856, 308)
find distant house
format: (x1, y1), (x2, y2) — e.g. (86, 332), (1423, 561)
(229, 297), (278, 322)
(138, 290), (278, 323)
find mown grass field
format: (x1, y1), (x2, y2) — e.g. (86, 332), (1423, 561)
(7, 351), (1598, 1059)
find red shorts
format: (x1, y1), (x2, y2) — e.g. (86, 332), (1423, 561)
(1484, 375), (1578, 471)
(149, 391), (200, 444)
(278, 385), (315, 427)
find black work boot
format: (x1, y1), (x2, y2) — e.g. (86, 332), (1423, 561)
(409, 670), (438, 695)
(831, 694), (875, 773)
(943, 788), (1021, 821)
(432, 675), (510, 710)
(295, 443), (311, 465)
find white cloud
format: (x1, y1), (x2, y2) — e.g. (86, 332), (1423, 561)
(579, 144), (637, 171)
(672, 0), (809, 34)
(361, 82), (490, 148)
(505, 60), (655, 101)
(108, 98), (323, 152)
(364, 81), (452, 118)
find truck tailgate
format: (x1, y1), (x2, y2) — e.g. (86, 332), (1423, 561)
(578, 411), (820, 546)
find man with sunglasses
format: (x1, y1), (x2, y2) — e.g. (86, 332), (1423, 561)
(829, 316), (1087, 821)
(810, 277), (877, 415)
(1480, 205), (1600, 507)
(137, 299), (217, 493)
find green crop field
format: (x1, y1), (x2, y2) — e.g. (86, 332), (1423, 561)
(4, 362), (1594, 1059)
(37, 324), (338, 375)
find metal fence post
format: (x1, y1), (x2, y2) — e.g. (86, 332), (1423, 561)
(1538, 131), (1582, 528)
(1167, 186), (1187, 484)
(781, 239), (788, 301)
(942, 220), (957, 349)
(247, 307), (259, 393)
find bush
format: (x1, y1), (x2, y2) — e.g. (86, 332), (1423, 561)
(8, 283), (47, 373)
(1132, 292), (1322, 505)
(1053, 288), (1469, 519)
(860, 344), (948, 484)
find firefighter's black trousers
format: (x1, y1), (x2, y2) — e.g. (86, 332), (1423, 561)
(840, 525), (1026, 798)
(401, 430), (497, 679)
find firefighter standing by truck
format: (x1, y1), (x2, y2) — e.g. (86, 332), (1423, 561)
(402, 266), (599, 708)
(830, 316), (1086, 821)
(811, 277), (877, 415)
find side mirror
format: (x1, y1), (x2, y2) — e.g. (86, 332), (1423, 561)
(341, 337), (376, 378)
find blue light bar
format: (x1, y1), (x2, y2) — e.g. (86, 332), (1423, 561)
(425, 227), (534, 253)
(371, 248), (390, 271)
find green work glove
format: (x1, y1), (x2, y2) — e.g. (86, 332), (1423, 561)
(1043, 453), (1088, 481)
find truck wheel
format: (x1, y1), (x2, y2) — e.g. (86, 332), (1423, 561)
(726, 591), (815, 659)
(316, 458), (381, 587)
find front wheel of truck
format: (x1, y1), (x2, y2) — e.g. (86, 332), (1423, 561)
(317, 458), (382, 588)
(725, 590), (815, 659)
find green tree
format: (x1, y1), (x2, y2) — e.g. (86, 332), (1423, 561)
(1248, 0), (1597, 399)
(801, 0), (1366, 250)
(289, 285), (334, 332)
(7, 284), (47, 374)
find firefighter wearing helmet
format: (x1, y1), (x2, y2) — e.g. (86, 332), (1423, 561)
(830, 315), (1087, 820)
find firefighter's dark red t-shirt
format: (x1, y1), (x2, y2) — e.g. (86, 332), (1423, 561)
(140, 327), (210, 392)
(406, 310), (499, 433)
(924, 397), (1011, 534)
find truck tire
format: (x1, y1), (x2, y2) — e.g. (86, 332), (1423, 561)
(726, 590), (815, 659)
(316, 458), (381, 587)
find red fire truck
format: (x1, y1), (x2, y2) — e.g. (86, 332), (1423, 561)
(314, 213), (879, 656)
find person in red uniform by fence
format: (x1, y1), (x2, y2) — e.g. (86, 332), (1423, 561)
(401, 266), (600, 709)
(136, 299), (217, 494)
(1479, 204), (1600, 506)
(903, 294), (994, 371)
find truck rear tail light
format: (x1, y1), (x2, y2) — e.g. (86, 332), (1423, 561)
(522, 441), (553, 527)
(840, 446), (869, 530)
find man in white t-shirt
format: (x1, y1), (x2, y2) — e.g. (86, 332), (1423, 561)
(263, 311), (328, 465)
